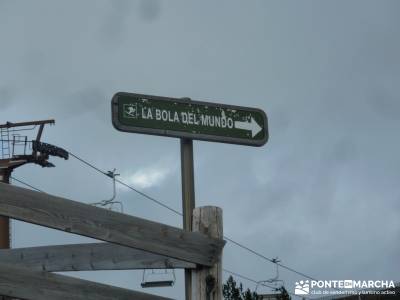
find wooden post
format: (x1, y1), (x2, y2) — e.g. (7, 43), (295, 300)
(192, 206), (223, 300)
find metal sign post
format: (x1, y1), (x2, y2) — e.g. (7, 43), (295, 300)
(180, 138), (195, 300)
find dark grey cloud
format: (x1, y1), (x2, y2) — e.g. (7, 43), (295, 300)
(56, 87), (108, 119)
(99, 0), (133, 45)
(138, 0), (161, 22)
(22, 50), (46, 76)
(0, 86), (16, 109)
(368, 84), (400, 121)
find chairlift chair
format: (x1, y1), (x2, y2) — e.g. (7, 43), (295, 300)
(256, 257), (285, 293)
(91, 169), (124, 213)
(141, 269), (176, 288)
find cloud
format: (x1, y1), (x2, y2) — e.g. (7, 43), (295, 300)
(0, 86), (16, 109)
(46, 87), (108, 120)
(122, 160), (177, 190)
(98, 0), (133, 44)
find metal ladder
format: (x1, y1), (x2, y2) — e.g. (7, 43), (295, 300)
(0, 128), (10, 159)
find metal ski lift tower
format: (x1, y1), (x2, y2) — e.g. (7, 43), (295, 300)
(0, 119), (69, 250)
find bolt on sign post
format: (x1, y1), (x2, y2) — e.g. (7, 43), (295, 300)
(112, 92), (268, 300)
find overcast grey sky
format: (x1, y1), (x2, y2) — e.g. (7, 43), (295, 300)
(1, 1), (399, 299)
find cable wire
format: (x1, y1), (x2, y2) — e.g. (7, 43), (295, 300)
(224, 236), (317, 281)
(10, 176), (45, 193)
(68, 151), (182, 216)
(223, 268), (276, 289)
(66, 150), (318, 283)
(223, 268), (306, 299)
(114, 177), (182, 216)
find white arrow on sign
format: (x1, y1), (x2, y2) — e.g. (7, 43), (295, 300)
(234, 117), (263, 138)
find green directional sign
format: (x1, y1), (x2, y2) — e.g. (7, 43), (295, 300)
(112, 92), (268, 146)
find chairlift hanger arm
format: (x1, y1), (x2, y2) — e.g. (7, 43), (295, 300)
(91, 169), (123, 213)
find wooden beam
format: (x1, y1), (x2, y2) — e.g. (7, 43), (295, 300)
(0, 262), (172, 300)
(0, 242), (196, 272)
(0, 183), (224, 266)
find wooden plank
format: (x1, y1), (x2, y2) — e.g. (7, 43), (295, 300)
(0, 183), (225, 266)
(0, 262), (172, 300)
(0, 242), (196, 272)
